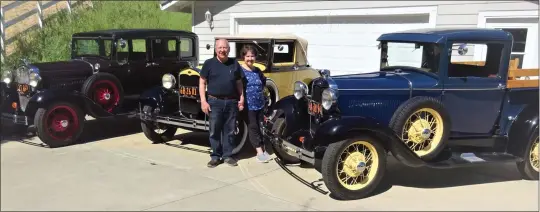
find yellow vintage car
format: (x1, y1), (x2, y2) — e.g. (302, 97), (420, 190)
(197, 34), (323, 118)
(139, 34), (325, 155)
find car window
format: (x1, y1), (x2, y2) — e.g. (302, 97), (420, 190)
(131, 39), (147, 61)
(180, 37), (195, 58)
(230, 41), (270, 64)
(448, 42), (502, 78)
(273, 41), (295, 64)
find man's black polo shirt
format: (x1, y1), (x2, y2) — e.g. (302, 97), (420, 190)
(200, 57), (244, 98)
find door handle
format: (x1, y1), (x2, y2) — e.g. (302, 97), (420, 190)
(146, 62), (159, 67)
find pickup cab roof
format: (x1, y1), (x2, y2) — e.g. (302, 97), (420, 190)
(377, 27), (513, 43)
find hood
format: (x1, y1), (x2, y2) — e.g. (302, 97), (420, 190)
(330, 67), (439, 90)
(30, 59), (95, 79)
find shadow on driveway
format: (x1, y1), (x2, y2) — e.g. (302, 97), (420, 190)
(275, 157), (526, 201)
(0, 116), (143, 147)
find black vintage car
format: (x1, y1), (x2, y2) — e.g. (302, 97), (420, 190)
(0, 29), (199, 147)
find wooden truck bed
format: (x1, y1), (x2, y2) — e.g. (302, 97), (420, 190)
(455, 58), (539, 89)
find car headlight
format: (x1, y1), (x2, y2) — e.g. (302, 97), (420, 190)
(321, 88), (338, 110)
(162, 74), (176, 89)
(1, 70), (12, 84)
(293, 81), (308, 100)
(29, 72), (41, 87)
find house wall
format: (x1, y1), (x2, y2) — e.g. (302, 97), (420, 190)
(192, 1), (539, 63)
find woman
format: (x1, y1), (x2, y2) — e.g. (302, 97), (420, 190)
(239, 45), (272, 163)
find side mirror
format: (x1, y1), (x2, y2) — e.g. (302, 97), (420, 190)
(118, 39), (127, 49)
(206, 44), (211, 50)
(457, 43), (468, 55)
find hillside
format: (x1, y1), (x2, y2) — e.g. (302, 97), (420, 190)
(1, 1), (191, 72)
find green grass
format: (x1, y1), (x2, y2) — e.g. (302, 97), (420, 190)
(1, 1), (191, 73)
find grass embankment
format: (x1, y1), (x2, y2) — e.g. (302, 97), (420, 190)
(1, 1), (191, 73)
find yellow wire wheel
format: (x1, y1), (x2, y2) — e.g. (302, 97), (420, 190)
(322, 136), (386, 200)
(336, 141), (380, 190)
(530, 136), (539, 172)
(401, 108), (444, 157)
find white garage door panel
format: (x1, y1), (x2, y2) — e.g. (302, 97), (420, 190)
(237, 13), (433, 75)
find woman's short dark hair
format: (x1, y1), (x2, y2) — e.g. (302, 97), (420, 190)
(240, 44), (258, 58)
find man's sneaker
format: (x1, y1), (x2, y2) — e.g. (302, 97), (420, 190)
(224, 158), (238, 166)
(207, 159), (222, 168)
(256, 152), (272, 163)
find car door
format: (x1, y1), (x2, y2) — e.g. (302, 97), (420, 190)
(120, 38), (152, 95)
(442, 41), (507, 136)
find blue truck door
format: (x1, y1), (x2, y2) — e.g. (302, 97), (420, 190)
(442, 42), (507, 136)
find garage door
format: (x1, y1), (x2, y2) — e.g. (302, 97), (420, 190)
(236, 13), (434, 75)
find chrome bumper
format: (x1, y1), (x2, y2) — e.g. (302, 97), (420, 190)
(139, 110), (210, 131)
(263, 126), (316, 164)
(1, 113), (29, 125)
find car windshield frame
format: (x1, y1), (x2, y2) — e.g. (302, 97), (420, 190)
(214, 39), (272, 65)
(71, 37), (114, 60)
(379, 40), (441, 74)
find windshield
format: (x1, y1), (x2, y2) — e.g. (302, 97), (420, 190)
(226, 40), (270, 64)
(72, 38), (113, 59)
(381, 41), (440, 74)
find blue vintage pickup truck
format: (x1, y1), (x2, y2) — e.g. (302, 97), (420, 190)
(263, 28), (539, 200)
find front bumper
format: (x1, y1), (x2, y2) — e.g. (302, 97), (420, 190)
(1, 112), (29, 125)
(139, 108), (210, 131)
(262, 122), (316, 164)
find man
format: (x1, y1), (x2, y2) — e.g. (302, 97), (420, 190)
(199, 39), (245, 168)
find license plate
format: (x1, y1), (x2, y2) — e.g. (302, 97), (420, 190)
(179, 86), (198, 98)
(17, 84), (29, 94)
(308, 100), (322, 116)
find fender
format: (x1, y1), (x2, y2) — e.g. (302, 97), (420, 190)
(270, 95), (310, 137)
(139, 86), (178, 114)
(311, 116), (426, 168)
(507, 103), (539, 156)
(25, 89), (113, 118)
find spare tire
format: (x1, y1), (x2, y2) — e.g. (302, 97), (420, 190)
(389, 96), (450, 161)
(81, 73), (124, 113)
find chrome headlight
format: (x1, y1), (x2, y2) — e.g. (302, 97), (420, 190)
(162, 74), (176, 89)
(321, 88), (338, 110)
(29, 72), (41, 87)
(293, 81), (308, 100)
(1, 69), (13, 84)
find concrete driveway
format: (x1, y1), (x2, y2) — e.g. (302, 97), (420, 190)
(1, 117), (538, 211)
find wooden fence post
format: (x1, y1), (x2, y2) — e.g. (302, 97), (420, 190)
(37, 1), (44, 28)
(66, 0), (72, 14)
(0, 6), (5, 62)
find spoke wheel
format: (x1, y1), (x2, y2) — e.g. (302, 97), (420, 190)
(336, 141), (379, 190)
(530, 137), (539, 172)
(517, 128), (539, 181)
(401, 108), (444, 157)
(92, 80), (120, 112)
(45, 106), (80, 141)
(322, 135), (386, 200)
(389, 96), (450, 161)
(34, 102), (85, 148)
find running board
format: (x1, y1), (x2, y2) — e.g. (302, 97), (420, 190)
(425, 152), (522, 169)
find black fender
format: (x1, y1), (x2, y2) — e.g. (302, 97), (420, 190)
(139, 86), (177, 114)
(310, 116), (426, 168)
(507, 103), (539, 157)
(25, 89), (113, 118)
(270, 95), (310, 137)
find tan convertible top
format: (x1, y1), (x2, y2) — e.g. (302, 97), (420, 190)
(215, 33), (309, 66)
